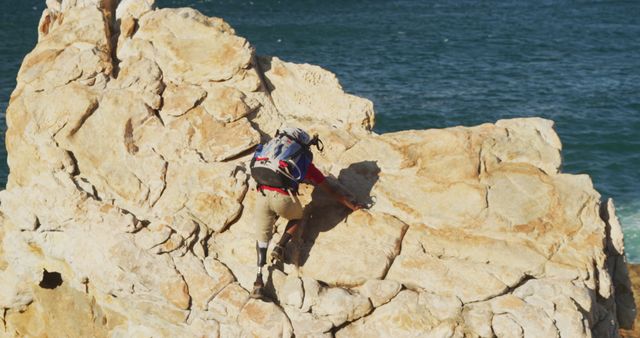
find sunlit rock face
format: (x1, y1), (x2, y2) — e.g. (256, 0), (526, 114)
(0, 1), (634, 337)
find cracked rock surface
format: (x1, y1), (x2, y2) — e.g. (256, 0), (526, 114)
(0, 1), (635, 337)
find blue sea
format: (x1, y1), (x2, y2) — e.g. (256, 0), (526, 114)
(1, 0), (639, 260)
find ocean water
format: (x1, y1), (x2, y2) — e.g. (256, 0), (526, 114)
(1, 0), (639, 260)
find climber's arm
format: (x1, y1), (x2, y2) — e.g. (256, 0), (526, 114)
(306, 163), (363, 211)
(318, 181), (362, 211)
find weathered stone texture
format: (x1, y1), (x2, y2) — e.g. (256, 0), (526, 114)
(0, 1), (634, 337)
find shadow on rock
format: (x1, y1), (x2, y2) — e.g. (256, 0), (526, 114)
(291, 160), (380, 268)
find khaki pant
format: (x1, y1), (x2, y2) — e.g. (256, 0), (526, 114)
(254, 190), (304, 242)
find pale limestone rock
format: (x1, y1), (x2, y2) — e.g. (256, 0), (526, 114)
(301, 277), (323, 313)
(208, 224), (257, 291)
(494, 118), (562, 171)
(0, 268), (34, 310)
(356, 279), (402, 308)
(259, 57), (374, 130)
(299, 211), (408, 286)
(59, 91), (168, 217)
(113, 56), (164, 110)
(335, 132), (489, 229)
(0, 1), (633, 336)
(173, 253), (233, 310)
(2, 282), (124, 338)
(6, 83), (97, 189)
(492, 313), (524, 338)
(400, 223), (547, 282)
(202, 85), (253, 123)
(510, 279), (592, 337)
(38, 9), (63, 41)
(19, 7), (111, 92)
(310, 126), (361, 165)
(386, 228), (519, 303)
(158, 107), (260, 163)
(45, 0), (62, 11)
(462, 302), (494, 337)
(1, 197), (192, 333)
(186, 315), (220, 338)
(116, 0), (155, 19)
(0, 178), (189, 315)
(269, 266), (287, 286)
(242, 91), (286, 136)
(273, 273), (305, 309)
(152, 162), (249, 233)
(160, 83), (207, 118)
(133, 221), (173, 250)
(282, 307), (334, 337)
(0, 219), (6, 270)
(237, 299), (294, 338)
(207, 282), (249, 324)
(419, 292), (463, 322)
(604, 198), (625, 255)
(125, 8), (253, 84)
(490, 294), (559, 338)
(297, 334), (333, 338)
(0, 192), (38, 230)
(0, 172), (89, 232)
(381, 126), (486, 180)
(187, 192), (239, 232)
(485, 167), (553, 226)
(312, 287), (372, 327)
(109, 317), (220, 338)
(547, 173), (611, 295)
(155, 232), (185, 254)
(169, 215), (199, 240)
(59, 0), (104, 11)
(336, 290), (440, 337)
(226, 65), (264, 93)
(119, 15), (137, 41)
(202, 257), (236, 292)
(427, 323), (461, 338)
(260, 56), (375, 133)
(21, 83), (97, 141)
(218, 323), (242, 338)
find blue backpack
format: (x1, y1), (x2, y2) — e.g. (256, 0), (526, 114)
(250, 128), (322, 192)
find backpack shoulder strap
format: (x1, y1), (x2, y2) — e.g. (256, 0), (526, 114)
(280, 132), (309, 149)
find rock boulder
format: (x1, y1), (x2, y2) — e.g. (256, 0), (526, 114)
(0, 1), (635, 337)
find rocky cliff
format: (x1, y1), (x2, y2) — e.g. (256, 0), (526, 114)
(0, 1), (635, 337)
(621, 265), (640, 337)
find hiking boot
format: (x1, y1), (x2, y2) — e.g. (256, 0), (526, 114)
(250, 279), (264, 299)
(271, 244), (285, 264)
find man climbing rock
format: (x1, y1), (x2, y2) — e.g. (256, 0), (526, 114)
(249, 127), (363, 298)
